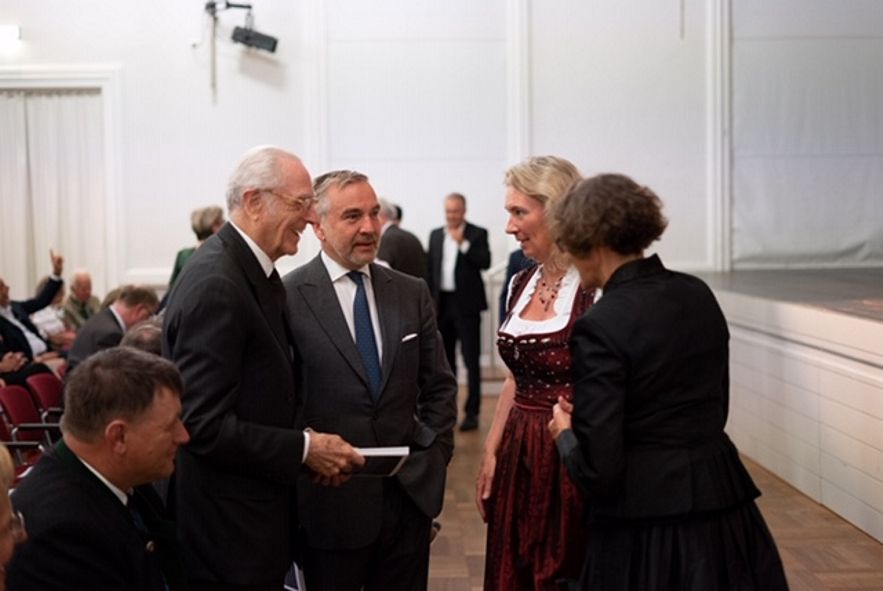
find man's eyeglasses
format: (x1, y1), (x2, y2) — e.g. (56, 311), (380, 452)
(264, 190), (317, 211)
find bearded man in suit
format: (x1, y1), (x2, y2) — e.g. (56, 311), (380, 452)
(284, 170), (457, 591)
(163, 146), (363, 591)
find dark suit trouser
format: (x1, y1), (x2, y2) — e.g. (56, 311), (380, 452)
(302, 480), (432, 591)
(188, 581), (279, 591)
(438, 292), (481, 418)
(0, 362), (51, 388)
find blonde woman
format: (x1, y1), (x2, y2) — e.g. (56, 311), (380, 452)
(477, 156), (593, 590)
(0, 445), (25, 590)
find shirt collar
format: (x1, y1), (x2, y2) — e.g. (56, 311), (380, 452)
(77, 456), (129, 506)
(108, 304), (127, 332)
(229, 220), (275, 278)
(320, 251), (372, 283)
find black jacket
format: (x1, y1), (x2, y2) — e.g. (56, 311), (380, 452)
(7, 440), (186, 591)
(558, 255), (759, 522)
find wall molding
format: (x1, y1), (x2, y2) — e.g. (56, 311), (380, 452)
(0, 64), (123, 288)
(506, 0), (530, 163)
(302, 0), (328, 173)
(705, 0), (732, 270)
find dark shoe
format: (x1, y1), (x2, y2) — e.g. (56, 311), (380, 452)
(459, 415), (479, 431)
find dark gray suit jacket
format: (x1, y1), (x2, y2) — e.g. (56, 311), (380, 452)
(163, 222), (304, 585)
(377, 225), (428, 282)
(284, 256), (457, 549)
(67, 307), (124, 369)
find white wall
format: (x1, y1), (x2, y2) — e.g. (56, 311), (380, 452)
(732, 0), (883, 267)
(719, 290), (883, 543)
(0, 0), (720, 293)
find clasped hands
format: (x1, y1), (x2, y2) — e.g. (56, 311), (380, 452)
(548, 396), (573, 441)
(304, 429), (365, 487)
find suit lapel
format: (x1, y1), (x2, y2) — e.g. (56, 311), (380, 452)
(218, 224), (290, 354)
(297, 257), (371, 390)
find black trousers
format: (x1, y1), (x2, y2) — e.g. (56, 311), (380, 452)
(301, 480), (432, 591)
(437, 292), (481, 418)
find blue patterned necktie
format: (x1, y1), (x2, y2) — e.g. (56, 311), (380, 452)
(347, 270), (381, 400)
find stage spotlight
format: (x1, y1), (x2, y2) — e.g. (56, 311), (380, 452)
(231, 26), (277, 53)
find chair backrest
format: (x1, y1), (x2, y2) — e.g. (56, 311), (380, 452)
(0, 386), (47, 443)
(25, 373), (64, 412)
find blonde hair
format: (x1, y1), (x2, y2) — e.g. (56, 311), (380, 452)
(505, 155), (582, 270)
(0, 445), (14, 491)
(504, 155), (581, 213)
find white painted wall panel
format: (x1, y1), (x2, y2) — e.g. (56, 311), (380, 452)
(734, 0), (883, 38)
(326, 0), (506, 41)
(821, 452), (883, 515)
(731, 1), (883, 267)
(326, 41), (507, 161)
(529, 0), (710, 269)
(818, 368), (883, 421)
(822, 479), (883, 543)
(821, 425), (883, 485)
(723, 301), (883, 541)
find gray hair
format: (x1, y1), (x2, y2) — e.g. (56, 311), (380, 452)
(226, 146), (300, 211)
(312, 170), (369, 219)
(378, 198), (398, 222)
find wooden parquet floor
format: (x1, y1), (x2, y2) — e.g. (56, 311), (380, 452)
(429, 391), (883, 590)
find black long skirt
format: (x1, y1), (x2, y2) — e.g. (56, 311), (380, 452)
(578, 501), (789, 590)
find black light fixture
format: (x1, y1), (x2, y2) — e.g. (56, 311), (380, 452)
(231, 26), (277, 53)
(205, 1), (278, 54)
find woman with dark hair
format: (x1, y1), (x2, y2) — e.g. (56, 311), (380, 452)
(477, 156), (594, 590)
(549, 173), (788, 590)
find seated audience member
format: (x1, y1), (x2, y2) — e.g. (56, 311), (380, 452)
(169, 205), (225, 289)
(100, 287), (121, 309)
(0, 251), (64, 362)
(30, 277), (76, 351)
(0, 350), (51, 389)
(62, 270), (101, 330)
(120, 317), (163, 356)
(67, 285), (159, 370)
(0, 444), (26, 591)
(549, 173), (788, 590)
(6, 347), (190, 591)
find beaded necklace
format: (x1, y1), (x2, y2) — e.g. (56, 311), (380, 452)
(536, 266), (565, 312)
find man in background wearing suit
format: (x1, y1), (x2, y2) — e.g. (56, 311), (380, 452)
(7, 347), (190, 591)
(67, 285), (159, 370)
(377, 199), (428, 282)
(163, 146), (363, 591)
(0, 250), (65, 359)
(284, 170), (457, 591)
(427, 193), (491, 431)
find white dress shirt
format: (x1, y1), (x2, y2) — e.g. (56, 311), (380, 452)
(319, 252), (384, 362)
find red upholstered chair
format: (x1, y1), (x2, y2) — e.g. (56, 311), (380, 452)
(0, 411), (43, 485)
(25, 373), (65, 422)
(0, 385), (60, 446)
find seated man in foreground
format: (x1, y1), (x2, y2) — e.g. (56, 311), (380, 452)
(6, 347), (190, 591)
